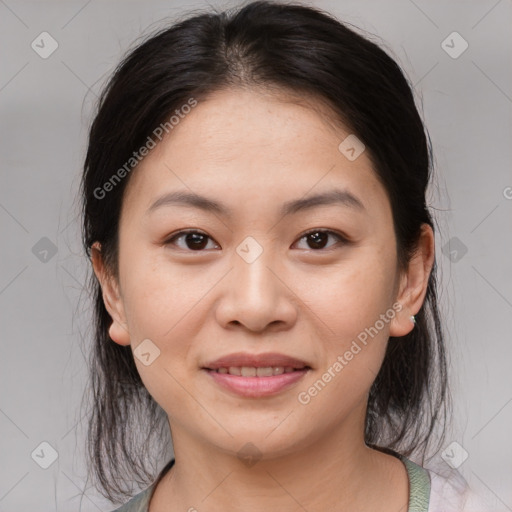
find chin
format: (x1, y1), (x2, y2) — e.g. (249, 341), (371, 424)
(199, 424), (312, 461)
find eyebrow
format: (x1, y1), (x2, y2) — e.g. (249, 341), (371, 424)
(145, 188), (365, 218)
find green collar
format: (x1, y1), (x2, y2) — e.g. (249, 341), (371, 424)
(113, 455), (431, 512)
(397, 453), (431, 512)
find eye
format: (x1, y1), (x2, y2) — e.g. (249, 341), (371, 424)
(163, 228), (348, 252)
(164, 230), (219, 251)
(294, 229), (347, 251)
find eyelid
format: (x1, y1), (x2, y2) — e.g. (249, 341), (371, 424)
(293, 228), (349, 250)
(163, 228), (349, 251)
(297, 228), (349, 243)
(164, 229), (219, 249)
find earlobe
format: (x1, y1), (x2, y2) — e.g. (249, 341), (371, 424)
(108, 320), (131, 346)
(389, 303), (418, 338)
(90, 242), (131, 346)
(389, 224), (435, 338)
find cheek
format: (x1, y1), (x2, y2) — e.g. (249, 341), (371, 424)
(294, 258), (395, 416)
(303, 253), (396, 340)
(120, 251), (212, 402)
(297, 246), (397, 404)
(125, 268), (196, 415)
(120, 247), (200, 337)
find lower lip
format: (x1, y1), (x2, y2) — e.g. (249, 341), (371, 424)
(204, 369), (309, 398)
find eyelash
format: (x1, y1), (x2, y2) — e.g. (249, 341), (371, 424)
(163, 228), (349, 252)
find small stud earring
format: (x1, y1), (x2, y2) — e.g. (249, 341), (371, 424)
(410, 315), (416, 325)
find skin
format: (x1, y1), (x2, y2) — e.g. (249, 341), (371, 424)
(91, 87), (435, 512)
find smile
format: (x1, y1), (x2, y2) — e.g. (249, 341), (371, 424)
(211, 366), (304, 376)
(203, 367), (310, 397)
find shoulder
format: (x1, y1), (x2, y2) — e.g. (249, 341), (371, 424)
(425, 463), (492, 512)
(109, 458), (175, 512)
(109, 484), (155, 512)
(397, 451), (492, 512)
(427, 466), (469, 511)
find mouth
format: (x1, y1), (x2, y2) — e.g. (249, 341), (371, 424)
(201, 352), (312, 398)
(205, 365), (310, 376)
(202, 351), (312, 372)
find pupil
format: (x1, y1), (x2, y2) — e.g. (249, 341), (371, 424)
(187, 233), (207, 250)
(183, 232), (329, 250)
(309, 231), (327, 249)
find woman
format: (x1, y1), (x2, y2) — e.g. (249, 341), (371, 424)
(80, 1), (486, 510)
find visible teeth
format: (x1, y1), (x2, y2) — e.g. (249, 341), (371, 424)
(256, 367), (274, 377)
(213, 366), (303, 376)
(240, 367), (256, 377)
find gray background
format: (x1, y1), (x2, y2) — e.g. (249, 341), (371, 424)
(1, 0), (511, 510)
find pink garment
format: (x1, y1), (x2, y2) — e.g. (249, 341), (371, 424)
(426, 465), (503, 511)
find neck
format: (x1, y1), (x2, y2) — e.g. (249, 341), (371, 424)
(150, 406), (409, 512)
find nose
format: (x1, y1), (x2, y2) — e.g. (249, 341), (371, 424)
(214, 239), (298, 333)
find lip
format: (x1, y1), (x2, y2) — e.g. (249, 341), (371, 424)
(204, 368), (310, 398)
(201, 351), (312, 398)
(202, 352), (311, 370)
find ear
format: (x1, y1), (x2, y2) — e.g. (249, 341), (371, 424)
(389, 223), (435, 337)
(90, 242), (131, 346)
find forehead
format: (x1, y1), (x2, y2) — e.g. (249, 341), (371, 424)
(121, 87), (389, 220)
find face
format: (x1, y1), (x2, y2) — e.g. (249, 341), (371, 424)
(93, 87), (430, 459)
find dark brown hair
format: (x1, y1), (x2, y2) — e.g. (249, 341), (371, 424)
(79, 0), (450, 503)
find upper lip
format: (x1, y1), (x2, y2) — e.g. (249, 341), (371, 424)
(203, 352), (311, 370)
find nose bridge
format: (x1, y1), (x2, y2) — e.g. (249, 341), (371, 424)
(215, 234), (296, 331)
(233, 235), (279, 300)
